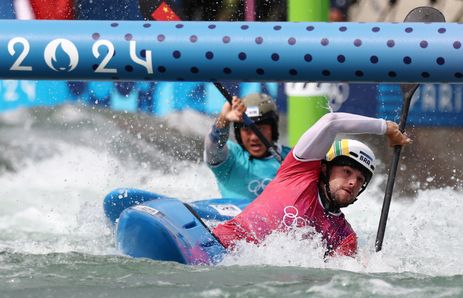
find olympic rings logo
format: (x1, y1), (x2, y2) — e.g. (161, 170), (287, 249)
(282, 206), (307, 228)
(248, 178), (272, 196)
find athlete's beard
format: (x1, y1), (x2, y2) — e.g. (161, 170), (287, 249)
(319, 181), (357, 212)
(332, 194), (355, 209)
(329, 187), (357, 209)
(319, 166), (357, 212)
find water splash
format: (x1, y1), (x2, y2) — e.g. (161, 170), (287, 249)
(0, 105), (462, 278)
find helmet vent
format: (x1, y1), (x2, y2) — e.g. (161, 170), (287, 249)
(349, 151), (358, 158)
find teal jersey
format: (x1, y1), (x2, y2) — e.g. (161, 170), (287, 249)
(209, 141), (291, 200)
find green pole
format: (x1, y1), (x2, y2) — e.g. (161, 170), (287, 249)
(287, 0), (330, 146)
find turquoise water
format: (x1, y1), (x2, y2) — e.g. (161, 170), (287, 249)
(1, 253), (462, 298)
(1, 106), (462, 297)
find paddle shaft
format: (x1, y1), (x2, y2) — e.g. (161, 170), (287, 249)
(141, 0), (282, 163)
(375, 84), (418, 252)
(375, 6), (445, 252)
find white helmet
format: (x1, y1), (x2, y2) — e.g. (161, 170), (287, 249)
(325, 139), (376, 194)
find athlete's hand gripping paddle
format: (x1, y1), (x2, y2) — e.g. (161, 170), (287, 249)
(138, 1), (282, 163)
(375, 6), (446, 252)
(212, 83), (282, 162)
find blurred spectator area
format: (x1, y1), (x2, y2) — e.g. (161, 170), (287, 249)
(5, 0), (463, 22)
(7, 0), (347, 21)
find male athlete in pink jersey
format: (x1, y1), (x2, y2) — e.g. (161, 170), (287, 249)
(212, 112), (411, 257)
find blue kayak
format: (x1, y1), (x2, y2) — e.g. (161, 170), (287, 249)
(103, 188), (252, 264)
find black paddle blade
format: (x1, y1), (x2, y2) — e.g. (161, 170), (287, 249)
(404, 6), (446, 23)
(401, 6), (445, 104)
(399, 6), (445, 127)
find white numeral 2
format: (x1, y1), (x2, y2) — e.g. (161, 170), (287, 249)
(92, 40), (117, 73)
(8, 37), (33, 71)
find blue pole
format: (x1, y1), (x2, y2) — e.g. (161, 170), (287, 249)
(0, 20), (461, 82)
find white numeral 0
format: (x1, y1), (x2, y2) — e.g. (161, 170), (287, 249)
(92, 40), (117, 73)
(130, 41), (153, 74)
(8, 37), (33, 71)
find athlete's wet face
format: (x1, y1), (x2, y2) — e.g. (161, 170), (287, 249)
(239, 124), (273, 158)
(327, 165), (365, 207)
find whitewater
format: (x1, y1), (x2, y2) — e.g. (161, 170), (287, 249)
(0, 104), (462, 297)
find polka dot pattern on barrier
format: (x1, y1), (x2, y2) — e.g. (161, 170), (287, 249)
(2, 20), (463, 82)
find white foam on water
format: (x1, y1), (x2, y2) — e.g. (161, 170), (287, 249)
(349, 186), (463, 276)
(0, 141), (139, 254)
(221, 176), (463, 276)
(0, 138), (219, 255)
(138, 162), (220, 201)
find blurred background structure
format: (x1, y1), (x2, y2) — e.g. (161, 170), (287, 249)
(1, 0), (463, 196)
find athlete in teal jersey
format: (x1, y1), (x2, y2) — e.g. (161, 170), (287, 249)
(204, 93), (290, 199)
(210, 140), (290, 198)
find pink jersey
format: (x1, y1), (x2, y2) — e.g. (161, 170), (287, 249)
(212, 150), (357, 256)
